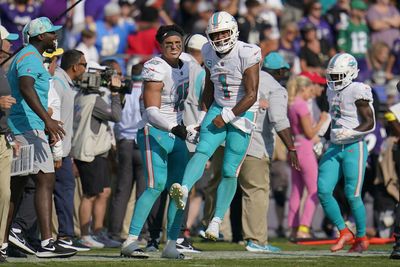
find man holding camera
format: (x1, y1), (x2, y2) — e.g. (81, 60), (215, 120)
(5, 17), (76, 258)
(71, 60), (122, 249)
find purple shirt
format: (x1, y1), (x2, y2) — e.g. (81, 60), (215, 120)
(39, 0), (67, 25)
(366, 5), (400, 49)
(0, 3), (40, 48)
(84, 0), (110, 21)
(298, 17), (334, 46)
(278, 41), (301, 68)
(391, 39), (400, 75)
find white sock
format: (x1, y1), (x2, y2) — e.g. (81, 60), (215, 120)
(1, 243), (8, 250)
(41, 238), (53, 247)
(125, 235), (138, 244)
(212, 217), (222, 224)
(164, 240), (177, 251)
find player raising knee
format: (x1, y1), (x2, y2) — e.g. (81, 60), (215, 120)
(318, 53), (375, 253)
(120, 25), (194, 259)
(170, 11), (261, 241)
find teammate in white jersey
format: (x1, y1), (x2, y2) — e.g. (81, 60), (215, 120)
(121, 25), (193, 259)
(170, 11), (262, 240)
(317, 53), (375, 253)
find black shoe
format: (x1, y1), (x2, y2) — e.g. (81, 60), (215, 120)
(7, 245), (27, 258)
(8, 228), (36, 254)
(36, 239), (77, 258)
(176, 238), (201, 253)
(390, 243), (400, 259)
(0, 246), (6, 263)
(57, 238), (90, 252)
(276, 226), (286, 238)
(145, 239), (159, 252)
(0, 254), (6, 263)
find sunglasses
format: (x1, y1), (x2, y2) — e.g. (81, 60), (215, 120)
(78, 63), (87, 68)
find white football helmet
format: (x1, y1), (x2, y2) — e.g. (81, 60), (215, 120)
(205, 11), (239, 54)
(326, 53), (359, 91)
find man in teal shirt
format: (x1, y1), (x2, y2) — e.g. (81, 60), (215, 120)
(5, 17), (76, 258)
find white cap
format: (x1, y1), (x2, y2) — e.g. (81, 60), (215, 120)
(86, 61), (106, 72)
(0, 25), (19, 41)
(187, 34), (208, 50)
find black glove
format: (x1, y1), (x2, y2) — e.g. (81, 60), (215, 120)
(171, 125), (187, 140)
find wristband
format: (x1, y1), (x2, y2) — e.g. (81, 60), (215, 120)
(221, 107), (236, 124)
(288, 147), (297, 152)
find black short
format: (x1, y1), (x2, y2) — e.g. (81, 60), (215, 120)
(75, 156), (110, 196)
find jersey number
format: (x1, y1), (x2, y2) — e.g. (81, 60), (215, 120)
(331, 104), (341, 129)
(350, 32), (368, 54)
(218, 74), (230, 99)
(174, 82), (189, 112)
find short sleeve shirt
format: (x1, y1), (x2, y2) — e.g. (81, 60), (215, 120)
(8, 44), (51, 134)
(288, 96), (311, 136)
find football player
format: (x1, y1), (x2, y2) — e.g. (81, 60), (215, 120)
(120, 25), (193, 259)
(318, 53), (375, 253)
(170, 11), (262, 241)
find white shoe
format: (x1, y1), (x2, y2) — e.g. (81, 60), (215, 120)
(79, 235), (104, 248)
(205, 217), (222, 241)
(121, 239), (149, 258)
(169, 183), (188, 210)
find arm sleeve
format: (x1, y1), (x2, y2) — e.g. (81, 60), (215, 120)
(146, 106), (177, 132)
(48, 82), (63, 160)
(92, 94), (122, 123)
(268, 87), (291, 132)
(48, 82), (61, 121)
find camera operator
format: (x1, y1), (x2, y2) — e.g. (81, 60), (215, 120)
(71, 61), (122, 249)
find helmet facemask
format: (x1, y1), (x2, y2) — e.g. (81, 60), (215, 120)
(327, 69), (358, 91)
(207, 29), (238, 54)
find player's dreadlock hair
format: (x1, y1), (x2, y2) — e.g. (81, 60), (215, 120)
(155, 24), (185, 44)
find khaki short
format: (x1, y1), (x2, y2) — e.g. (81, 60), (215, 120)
(15, 130), (54, 174)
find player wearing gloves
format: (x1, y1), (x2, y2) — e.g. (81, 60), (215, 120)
(317, 53), (375, 253)
(120, 25), (192, 260)
(169, 11), (261, 241)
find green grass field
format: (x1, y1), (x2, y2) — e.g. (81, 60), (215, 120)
(4, 238), (398, 267)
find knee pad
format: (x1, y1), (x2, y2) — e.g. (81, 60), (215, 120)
(222, 162), (239, 179)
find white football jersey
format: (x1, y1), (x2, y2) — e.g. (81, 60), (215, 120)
(202, 41), (262, 112)
(141, 55), (190, 127)
(328, 82), (375, 143)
